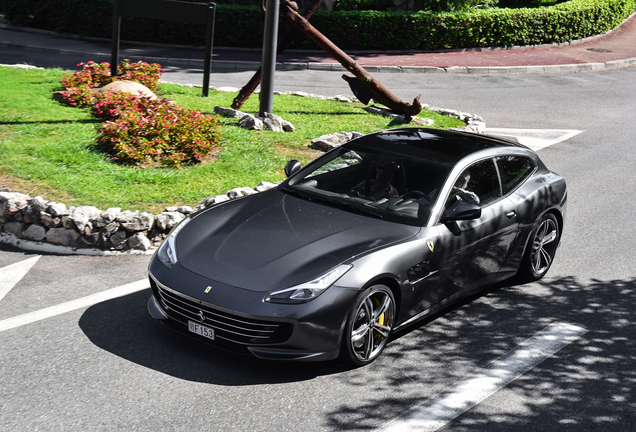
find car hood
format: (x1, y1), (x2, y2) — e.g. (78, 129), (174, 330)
(176, 189), (419, 292)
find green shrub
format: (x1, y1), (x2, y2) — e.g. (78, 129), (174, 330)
(3, 0), (636, 50)
(58, 59), (220, 167)
(95, 92), (221, 167)
(60, 59), (163, 107)
(333, 0), (499, 12)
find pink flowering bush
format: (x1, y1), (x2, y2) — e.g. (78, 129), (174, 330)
(95, 91), (221, 167)
(59, 60), (220, 168)
(60, 59), (163, 107)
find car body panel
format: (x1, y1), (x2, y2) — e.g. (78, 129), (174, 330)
(147, 127), (567, 363)
(176, 190), (419, 291)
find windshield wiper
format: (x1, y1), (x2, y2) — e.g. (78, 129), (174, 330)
(280, 185), (314, 201)
(333, 199), (384, 219)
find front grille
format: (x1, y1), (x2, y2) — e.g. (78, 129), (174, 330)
(151, 278), (292, 345)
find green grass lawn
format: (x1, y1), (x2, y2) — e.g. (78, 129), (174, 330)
(0, 65), (465, 213)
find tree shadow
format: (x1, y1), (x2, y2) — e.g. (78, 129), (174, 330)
(78, 276), (636, 429)
(0, 119), (101, 125)
(324, 276), (636, 430)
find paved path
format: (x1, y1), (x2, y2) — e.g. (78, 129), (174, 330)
(2, 13), (636, 73)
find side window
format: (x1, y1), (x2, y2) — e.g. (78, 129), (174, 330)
(496, 156), (535, 195)
(446, 159), (501, 209)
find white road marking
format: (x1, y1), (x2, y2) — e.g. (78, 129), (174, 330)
(0, 279), (149, 332)
(378, 322), (588, 432)
(0, 255), (41, 302)
(485, 128), (584, 151)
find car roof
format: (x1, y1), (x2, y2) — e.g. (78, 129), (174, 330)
(347, 127), (528, 166)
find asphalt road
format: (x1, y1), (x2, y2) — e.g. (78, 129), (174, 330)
(1, 48), (636, 430)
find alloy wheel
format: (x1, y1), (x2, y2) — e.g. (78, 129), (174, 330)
(349, 287), (394, 363)
(531, 217), (558, 276)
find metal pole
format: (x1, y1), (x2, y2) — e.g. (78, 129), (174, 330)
(202, 2), (216, 97)
(231, 0), (322, 110)
(110, 0), (121, 79)
(259, 0), (280, 117)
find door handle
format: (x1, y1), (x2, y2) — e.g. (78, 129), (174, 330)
(506, 211), (517, 218)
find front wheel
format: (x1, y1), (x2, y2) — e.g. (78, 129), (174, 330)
(520, 213), (560, 281)
(340, 285), (395, 367)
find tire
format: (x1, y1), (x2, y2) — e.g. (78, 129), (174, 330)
(520, 213), (560, 282)
(340, 284), (395, 367)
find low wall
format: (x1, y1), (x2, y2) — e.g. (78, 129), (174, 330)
(0, 182), (276, 254)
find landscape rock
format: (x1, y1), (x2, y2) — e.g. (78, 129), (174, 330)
(115, 210), (135, 224)
(262, 113), (296, 132)
(0, 192), (28, 217)
(4, 221), (24, 237)
(201, 195), (230, 208)
(227, 187), (257, 199)
(121, 212), (155, 233)
(23, 196), (48, 223)
(155, 212), (185, 231)
(46, 227), (80, 247)
(101, 207), (121, 223)
(213, 106), (249, 119)
(255, 181), (278, 193)
(238, 114), (264, 131)
(177, 206), (194, 215)
(81, 232), (100, 246)
(71, 206), (102, 234)
(108, 230), (128, 250)
(40, 211), (62, 228)
(22, 224), (47, 241)
(47, 202), (67, 217)
(97, 80), (157, 100)
(311, 132), (364, 151)
(126, 232), (151, 251)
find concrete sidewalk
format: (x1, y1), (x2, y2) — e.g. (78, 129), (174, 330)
(2, 13), (636, 73)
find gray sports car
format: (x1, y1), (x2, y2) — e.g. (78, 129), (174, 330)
(147, 128), (566, 366)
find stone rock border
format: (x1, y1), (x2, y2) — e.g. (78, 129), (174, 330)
(0, 182), (278, 255)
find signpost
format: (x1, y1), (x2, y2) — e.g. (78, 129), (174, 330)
(111, 0), (216, 97)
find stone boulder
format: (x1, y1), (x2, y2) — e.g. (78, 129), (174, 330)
(311, 132), (364, 151)
(97, 80), (157, 100)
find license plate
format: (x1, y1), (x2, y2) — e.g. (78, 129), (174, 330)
(188, 320), (215, 340)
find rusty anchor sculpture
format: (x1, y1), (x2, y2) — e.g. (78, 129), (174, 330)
(232, 0), (422, 117)
(231, 0), (323, 110)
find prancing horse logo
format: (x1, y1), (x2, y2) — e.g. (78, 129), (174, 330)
(204, 286), (212, 293)
(198, 310), (206, 322)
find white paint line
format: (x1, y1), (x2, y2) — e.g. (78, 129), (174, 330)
(0, 279), (149, 332)
(485, 128), (584, 151)
(378, 322), (588, 432)
(0, 255), (41, 302)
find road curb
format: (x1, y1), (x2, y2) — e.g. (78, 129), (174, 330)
(3, 39), (636, 75)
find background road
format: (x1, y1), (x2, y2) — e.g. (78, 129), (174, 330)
(1, 47), (636, 430)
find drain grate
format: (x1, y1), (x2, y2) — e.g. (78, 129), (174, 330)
(587, 48), (613, 53)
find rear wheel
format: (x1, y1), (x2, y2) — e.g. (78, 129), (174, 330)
(520, 213), (560, 281)
(340, 285), (395, 367)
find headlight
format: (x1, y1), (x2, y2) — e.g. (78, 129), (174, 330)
(156, 217), (191, 269)
(264, 264), (352, 304)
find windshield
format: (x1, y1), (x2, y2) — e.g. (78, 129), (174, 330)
(284, 143), (451, 225)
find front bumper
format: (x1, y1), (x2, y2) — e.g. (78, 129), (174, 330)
(147, 258), (359, 362)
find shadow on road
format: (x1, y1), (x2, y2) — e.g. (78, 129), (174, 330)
(78, 276), (636, 430)
(324, 276), (636, 430)
(78, 289), (348, 385)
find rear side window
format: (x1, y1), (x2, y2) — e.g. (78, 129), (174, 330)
(496, 156), (535, 195)
(446, 159), (501, 209)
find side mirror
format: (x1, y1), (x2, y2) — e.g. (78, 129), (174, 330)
(441, 201), (481, 223)
(284, 160), (301, 178)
